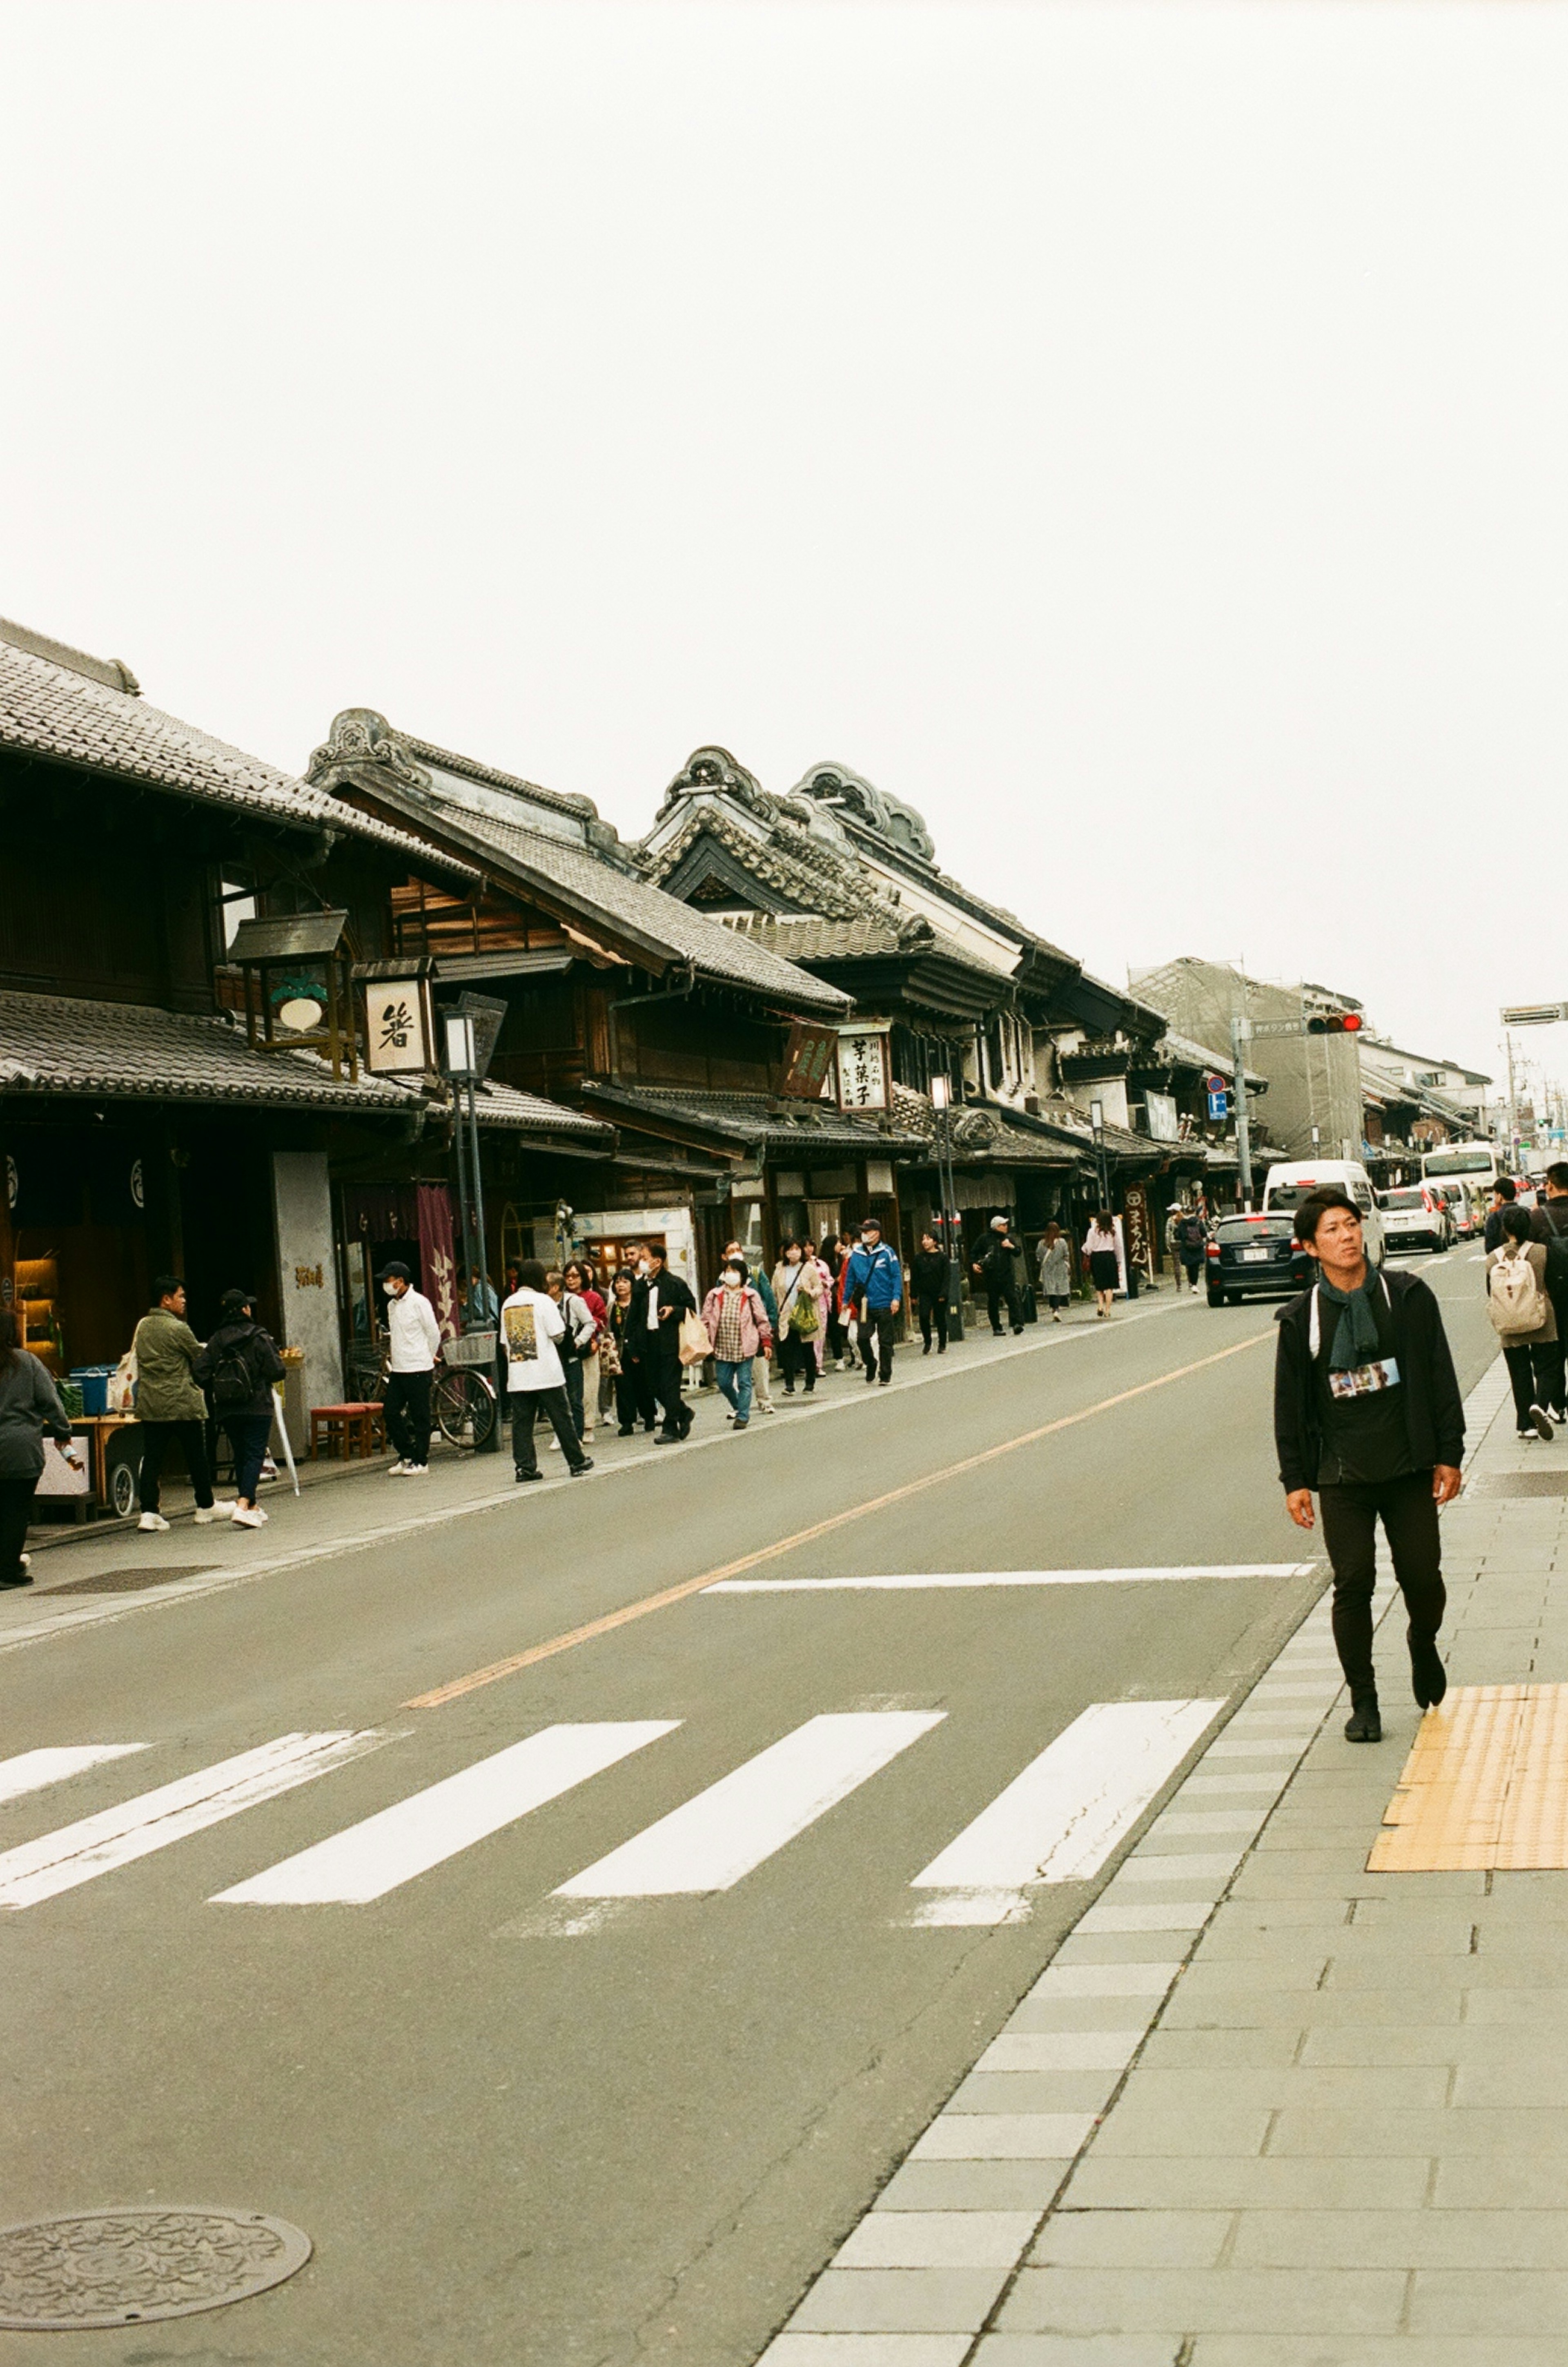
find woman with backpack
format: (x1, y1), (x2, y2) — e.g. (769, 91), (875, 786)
(771, 1238), (824, 1394)
(1486, 1204), (1558, 1443)
(194, 1289), (285, 1528)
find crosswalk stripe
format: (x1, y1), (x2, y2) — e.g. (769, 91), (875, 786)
(0, 1745), (147, 1806)
(910, 1699), (1223, 1896)
(213, 1723), (680, 1905)
(704, 1567), (1315, 1592)
(0, 1732), (388, 1910)
(555, 1711), (945, 1897)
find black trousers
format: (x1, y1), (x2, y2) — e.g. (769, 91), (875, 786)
(857, 1307), (896, 1382)
(648, 1353), (689, 1438)
(826, 1305), (849, 1364)
(137, 1419), (215, 1513)
(561, 1357), (586, 1439)
(1504, 1341), (1560, 1431)
(614, 1361), (657, 1429)
(777, 1328), (817, 1390)
(383, 1370), (433, 1468)
(511, 1386), (587, 1475)
(222, 1413), (272, 1502)
(984, 1283), (1022, 1334)
(0, 1473), (37, 1579)
(1319, 1470), (1445, 1700)
(917, 1293), (948, 1352)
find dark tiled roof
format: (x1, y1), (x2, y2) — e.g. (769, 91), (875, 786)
(0, 639), (478, 882)
(399, 792), (852, 1018)
(730, 912), (925, 963)
(0, 989), (416, 1113)
(469, 1079), (613, 1144)
(579, 1081), (928, 1157)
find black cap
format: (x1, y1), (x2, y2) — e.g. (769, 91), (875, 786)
(860, 1216), (882, 1233)
(378, 1259), (412, 1284)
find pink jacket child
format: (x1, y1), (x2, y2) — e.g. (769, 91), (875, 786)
(700, 1282), (773, 1361)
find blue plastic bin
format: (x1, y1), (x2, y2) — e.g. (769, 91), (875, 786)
(69, 1365), (115, 1417)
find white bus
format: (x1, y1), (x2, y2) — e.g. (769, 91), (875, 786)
(1419, 1142), (1501, 1190)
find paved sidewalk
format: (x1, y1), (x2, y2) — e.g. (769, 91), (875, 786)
(760, 1346), (1568, 2365)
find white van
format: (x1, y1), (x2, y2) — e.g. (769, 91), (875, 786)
(1261, 1159), (1386, 1267)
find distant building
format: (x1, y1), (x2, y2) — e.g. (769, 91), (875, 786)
(1131, 959), (1365, 1166)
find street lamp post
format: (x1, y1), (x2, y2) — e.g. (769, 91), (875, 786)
(1090, 1097), (1110, 1213)
(930, 1075), (965, 1344)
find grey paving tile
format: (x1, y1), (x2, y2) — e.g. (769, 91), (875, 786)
(1460, 1986), (1568, 2024)
(1118, 1852), (1246, 1883)
(1073, 1901), (1211, 1935)
(1089, 2105), (1272, 2158)
(787, 2266), (1013, 2333)
(979, 2031), (1145, 2074)
(1298, 2028), (1463, 2068)
(1119, 2065), (1448, 2112)
(1028, 1963), (1184, 1999)
(993, 2265), (1405, 2334)
(1175, 1958), (1330, 1996)
(1028, 2209), (1232, 2268)
(837, 2213), (1038, 2269)
(1189, 2340), (1568, 2366)
(759, 2338), (974, 2367)
(1007, 1996), (1169, 2035)
(1267, 2106), (1568, 2155)
(1056, 1931), (1211, 1965)
(1158, 1987), (1450, 2030)
(875, 2161), (1071, 2213)
(947, 2070), (1121, 2117)
(1061, 2156), (1432, 2211)
(913, 2114), (1097, 2161)
(1408, 2269), (1568, 2335)
(1433, 2154), (1568, 2209)
(1137, 2028), (1303, 2070)
(975, 2339), (1183, 2367)
(1231, 2208), (1568, 2269)
(1178, 1929), (1345, 1966)
(1452, 2063), (1568, 2107)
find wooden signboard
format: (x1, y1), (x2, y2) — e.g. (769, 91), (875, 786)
(779, 1021), (840, 1101)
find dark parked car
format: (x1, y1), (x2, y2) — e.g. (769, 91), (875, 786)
(1205, 1212), (1311, 1306)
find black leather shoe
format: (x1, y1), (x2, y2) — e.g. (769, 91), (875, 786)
(1345, 1694), (1383, 1743)
(514, 1470), (543, 1484)
(617, 1426), (635, 1437)
(570, 1458), (595, 1477)
(1412, 1639), (1448, 1709)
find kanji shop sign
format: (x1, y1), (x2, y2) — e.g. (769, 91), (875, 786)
(779, 1021), (840, 1101)
(837, 1031), (889, 1111)
(365, 979), (433, 1074)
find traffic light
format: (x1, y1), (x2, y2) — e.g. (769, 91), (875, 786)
(1306, 1011), (1364, 1036)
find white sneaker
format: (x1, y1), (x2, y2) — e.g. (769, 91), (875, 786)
(137, 1512), (169, 1533)
(18, 1553), (29, 1571)
(193, 1505), (225, 1525)
(760, 1401), (776, 1414)
(387, 1461), (410, 1477)
(402, 1464), (430, 1478)
(231, 1505), (265, 1529)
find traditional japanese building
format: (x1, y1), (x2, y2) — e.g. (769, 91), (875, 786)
(0, 621), (610, 1406)
(305, 711), (923, 1288)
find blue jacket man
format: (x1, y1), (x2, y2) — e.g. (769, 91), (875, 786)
(842, 1219), (903, 1384)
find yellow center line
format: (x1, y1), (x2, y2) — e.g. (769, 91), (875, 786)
(403, 1326), (1275, 1710)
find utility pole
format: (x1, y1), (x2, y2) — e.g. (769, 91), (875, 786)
(930, 1075), (965, 1343)
(1230, 1015), (1253, 1209)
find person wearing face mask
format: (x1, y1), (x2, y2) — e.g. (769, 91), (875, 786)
(630, 1243), (698, 1443)
(377, 1261), (442, 1476)
(841, 1217), (904, 1386)
(701, 1257), (774, 1430)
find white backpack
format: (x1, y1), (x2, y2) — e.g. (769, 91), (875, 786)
(1489, 1247), (1544, 1335)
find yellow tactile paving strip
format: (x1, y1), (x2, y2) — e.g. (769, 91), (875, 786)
(1369, 1684), (1568, 1870)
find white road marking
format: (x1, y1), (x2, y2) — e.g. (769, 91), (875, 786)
(555, 1711), (944, 1897)
(705, 1566), (1316, 1594)
(214, 1722), (679, 1905)
(0, 1745), (147, 1806)
(0, 1732), (389, 1909)
(909, 1701), (1222, 1910)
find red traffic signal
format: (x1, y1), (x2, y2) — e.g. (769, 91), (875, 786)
(1307, 1011), (1363, 1035)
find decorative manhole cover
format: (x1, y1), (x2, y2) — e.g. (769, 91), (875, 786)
(1470, 1473), (1568, 1499)
(47, 1566), (217, 1597)
(0, 2207), (311, 2329)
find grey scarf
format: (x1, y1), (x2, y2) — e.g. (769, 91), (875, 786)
(1319, 1268), (1384, 1369)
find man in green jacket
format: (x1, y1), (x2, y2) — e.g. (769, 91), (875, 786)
(132, 1275), (221, 1532)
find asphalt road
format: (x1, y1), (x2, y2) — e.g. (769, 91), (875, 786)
(0, 1250), (1499, 2367)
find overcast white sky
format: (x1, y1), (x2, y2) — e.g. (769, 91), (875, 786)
(3, 0), (1565, 1087)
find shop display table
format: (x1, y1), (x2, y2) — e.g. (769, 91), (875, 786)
(309, 1402), (386, 1462)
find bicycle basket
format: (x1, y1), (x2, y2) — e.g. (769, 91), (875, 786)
(444, 1330), (499, 1366)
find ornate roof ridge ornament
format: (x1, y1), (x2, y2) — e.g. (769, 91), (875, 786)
(307, 709), (433, 793)
(657, 744), (772, 818)
(786, 759), (937, 864)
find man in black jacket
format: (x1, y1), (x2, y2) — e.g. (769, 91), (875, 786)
(629, 1244), (697, 1444)
(972, 1216), (1025, 1335)
(1275, 1187), (1464, 1744)
(1528, 1162), (1568, 1421)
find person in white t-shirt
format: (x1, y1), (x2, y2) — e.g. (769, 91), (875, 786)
(379, 1261), (442, 1475)
(501, 1261), (594, 1482)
